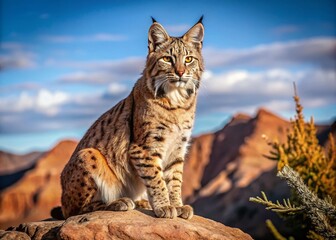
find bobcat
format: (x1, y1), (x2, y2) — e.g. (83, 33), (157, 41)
(59, 17), (204, 219)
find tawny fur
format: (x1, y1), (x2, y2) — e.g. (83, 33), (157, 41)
(61, 18), (204, 219)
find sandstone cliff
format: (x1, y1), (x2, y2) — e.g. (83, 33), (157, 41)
(183, 109), (290, 202)
(183, 109), (333, 239)
(0, 140), (77, 229)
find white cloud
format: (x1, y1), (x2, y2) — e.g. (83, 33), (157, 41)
(54, 57), (144, 84)
(0, 88), (126, 133)
(204, 37), (336, 69)
(42, 33), (127, 43)
(0, 42), (36, 70)
(0, 53), (36, 70)
(198, 67), (336, 114)
(48, 57), (144, 71)
(57, 71), (114, 84)
(107, 83), (128, 95)
(299, 69), (336, 98)
(202, 70), (213, 80)
(36, 90), (69, 114)
(0, 89), (69, 116)
(0, 82), (41, 94)
(203, 69), (294, 96)
(262, 100), (293, 112)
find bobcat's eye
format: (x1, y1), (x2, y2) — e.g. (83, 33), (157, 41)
(162, 56), (171, 62)
(185, 56), (193, 63)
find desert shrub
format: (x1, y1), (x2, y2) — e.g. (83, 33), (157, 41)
(250, 86), (336, 240)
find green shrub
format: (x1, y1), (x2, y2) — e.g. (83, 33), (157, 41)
(250, 86), (336, 240)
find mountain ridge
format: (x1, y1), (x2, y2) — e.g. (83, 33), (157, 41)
(0, 140), (77, 229)
(0, 108), (334, 239)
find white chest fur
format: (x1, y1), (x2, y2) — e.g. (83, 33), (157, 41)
(163, 125), (191, 168)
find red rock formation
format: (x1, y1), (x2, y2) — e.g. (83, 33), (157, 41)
(0, 140), (78, 229)
(0, 151), (42, 175)
(183, 108), (290, 203)
(0, 108), (333, 239)
(183, 108), (334, 239)
(182, 133), (214, 201)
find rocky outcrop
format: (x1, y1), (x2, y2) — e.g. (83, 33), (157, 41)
(0, 230), (30, 240)
(182, 133), (215, 201)
(0, 140), (77, 229)
(3, 210), (252, 240)
(183, 109), (290, 203)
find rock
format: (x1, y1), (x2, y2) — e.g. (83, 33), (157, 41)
(182, 133), (215, 202)
(0, 229), (30, 240)
(6, 220), (62, 240)
(7, 210), (252, 240)
(0, 140), (78, 229)
(183, 109), (287, 204)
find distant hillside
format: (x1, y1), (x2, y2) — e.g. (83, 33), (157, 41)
(0, 109), (334, 239)
(0, 150), (43, 175)
(0, 140), (77, 229)
(0, 150), (43, 190)
(183, 109), (334, 239)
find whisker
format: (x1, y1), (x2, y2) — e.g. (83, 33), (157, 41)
(154, 87), (158, 98)
(154, 75), (168, 98)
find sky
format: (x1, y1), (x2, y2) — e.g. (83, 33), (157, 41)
(0, 0), (335, 153)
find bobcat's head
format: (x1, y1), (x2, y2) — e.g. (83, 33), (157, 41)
(145, 17), (204, 105)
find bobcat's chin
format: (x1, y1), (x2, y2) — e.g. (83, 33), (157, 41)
(171, 80), (187, 88)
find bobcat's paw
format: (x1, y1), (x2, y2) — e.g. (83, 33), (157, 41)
(154, 205), (177, 219)
(107, 197), (135, 211)
(176, 205), (193, 219)
(135, 199), (152, 210)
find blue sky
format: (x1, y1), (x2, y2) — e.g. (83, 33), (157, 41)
(1, 0), (335, 153)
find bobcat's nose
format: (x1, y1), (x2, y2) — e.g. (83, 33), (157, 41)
(175, 68), (185, 77)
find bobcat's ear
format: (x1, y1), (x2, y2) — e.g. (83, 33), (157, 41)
(182, 16), (204, 49)
(148, 22), (170, 52)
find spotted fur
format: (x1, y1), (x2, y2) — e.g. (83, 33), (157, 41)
(61, 18), (204, 219)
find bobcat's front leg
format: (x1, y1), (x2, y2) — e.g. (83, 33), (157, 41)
(164, 154), (194, 219)
(129, 144), (177, 218)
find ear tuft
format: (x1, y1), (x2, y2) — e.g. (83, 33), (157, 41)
(197, 15), (204, 24)
(151, 16), (157, 23)
(148, 22), (170, 52)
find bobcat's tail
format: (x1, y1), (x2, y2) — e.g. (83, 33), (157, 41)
(50, 206), (65, 220)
